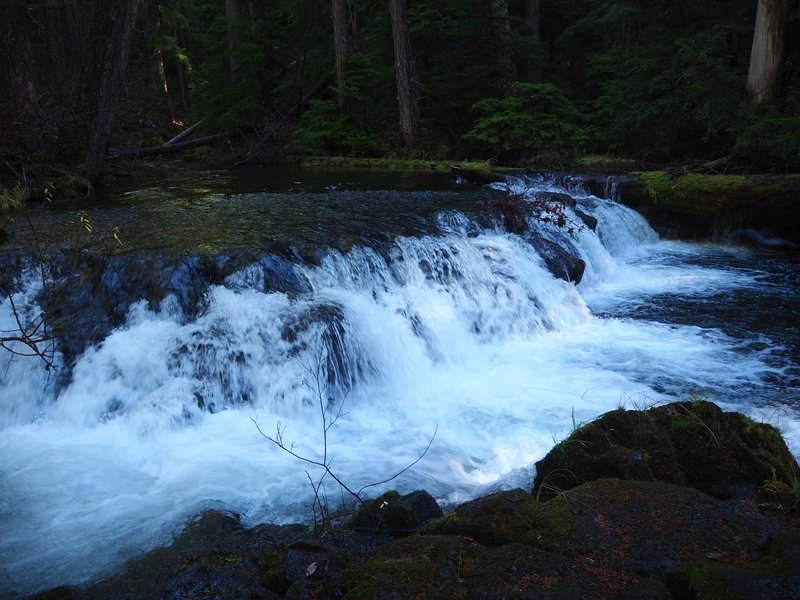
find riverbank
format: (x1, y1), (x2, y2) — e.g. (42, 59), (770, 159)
(609, 172), (800, 249)
(28, 400), (800, 599)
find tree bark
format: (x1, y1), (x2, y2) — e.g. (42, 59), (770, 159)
(747, 0), (791, 106)
(332, 0), (352, 107)
(387, 0), (420, 149)
(526, 0), (541, 44)
(226, 0), (240, 78)
(491, 0), (515, 94)
(81, 0), (144, 179)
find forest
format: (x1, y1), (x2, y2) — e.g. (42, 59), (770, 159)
(1, 0), (799, 203)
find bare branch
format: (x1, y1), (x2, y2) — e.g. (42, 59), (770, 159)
(253, 344), (438, 531)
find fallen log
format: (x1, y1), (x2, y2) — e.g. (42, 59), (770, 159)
(162, 119), (206, 147)
(108, 132), (229, 160)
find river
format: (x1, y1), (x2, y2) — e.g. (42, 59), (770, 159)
(1, 164), (798, 597)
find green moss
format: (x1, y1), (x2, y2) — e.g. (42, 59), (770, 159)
(420, 489), (556, 548)
(629, 171), (800, 240)
(260, 548), (290, 594)
(575, 154), (641, 169)
(533, 400), (800, 502)
(339, 557), (434, 599)
(633, 171), (672, 203)
(632, 172), (750, 217)
(420, 511), (460, 536)
(283, 154), (495, 173)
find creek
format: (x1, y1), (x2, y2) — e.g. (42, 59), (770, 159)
(1, 163), (798, 597)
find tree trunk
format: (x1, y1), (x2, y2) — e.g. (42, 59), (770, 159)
(332, 0), (351, 107)
(492, 0), (515, 94)
(747, 0), (790, 106)
(226, 0), (240, 78)
(387, 0), (420, 149)
(81, 0), (144, 179)
(525, 0), (542, 82)
(526, 0), (541, 44)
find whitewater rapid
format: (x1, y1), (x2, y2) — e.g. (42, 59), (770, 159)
(1, 175), (797, 597)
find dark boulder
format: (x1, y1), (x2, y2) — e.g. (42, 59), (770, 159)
(532, 400), (800, 504)
(485, 193), (587, 284)
(526, 234), (586, 283)
(348, 489), (443, 534)
(574, 208), (598, 230)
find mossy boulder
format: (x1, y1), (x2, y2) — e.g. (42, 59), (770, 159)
(347, 489), (443, 534)
(420, 488), (560, 548)
(667, 531), (800, 600)
(316, 479), (778, 599)
(533, 400), (800, 503)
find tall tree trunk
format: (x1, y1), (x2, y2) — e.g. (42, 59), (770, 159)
(81, 0), (144, 179)
(226, 0), (240, 78)
(526, 0), (541, 44)
(387, 0), (420, 149)
(525, 0), (542, 82)
(332, 0), (351, 107)
(747, 0), (790, 106)
(492, 0), (515, 94)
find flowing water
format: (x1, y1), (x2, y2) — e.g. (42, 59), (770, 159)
(1, 165), (798, 597)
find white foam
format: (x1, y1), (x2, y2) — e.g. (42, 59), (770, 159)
(1, 187), (796, 597)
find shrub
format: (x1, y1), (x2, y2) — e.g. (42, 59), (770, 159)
(463, 83), (585, 162)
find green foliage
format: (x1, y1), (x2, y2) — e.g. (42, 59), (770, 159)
(16, 0), (800, 171)
(464, 83), (585, 162)
(733, 97), (800, 172)
(291, 99), (386, 157)
(0, 185), (28, 212)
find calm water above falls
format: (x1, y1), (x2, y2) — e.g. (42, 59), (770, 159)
(1, 166), (798, 597)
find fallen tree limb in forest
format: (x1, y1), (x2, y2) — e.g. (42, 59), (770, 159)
(162, 119), (206, 146)
(107, 131), (230, 160)
(110, 74), (331, 163)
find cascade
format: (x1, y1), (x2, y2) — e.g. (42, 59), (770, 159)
(1, 173), (797, 598)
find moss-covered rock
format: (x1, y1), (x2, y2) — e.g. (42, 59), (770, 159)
(619, 172), (800, 245)
(317, 479), (777, 599)
(347, 489), (443, 533)
(533, 400), (800, 503)
(420, 488), (558, 548)
(667, 532), (800, 600)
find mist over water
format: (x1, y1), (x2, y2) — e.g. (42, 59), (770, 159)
(1, 172), (798, 597)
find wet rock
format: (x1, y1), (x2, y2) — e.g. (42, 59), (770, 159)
(526, 235), (586, 283)
(36, 510), (306, 600)
(538, 191), (577, 209)
(322, 479), (782, 598)
(348, 489), (443, 534)
(39, 249), (307, 372)
(484, 193), (587, 283)
(574, 208), (598, 230)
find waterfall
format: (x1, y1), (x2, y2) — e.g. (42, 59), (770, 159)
(1, 174), (797, 598)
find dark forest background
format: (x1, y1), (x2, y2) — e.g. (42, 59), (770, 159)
(2, 0), (799, 199)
